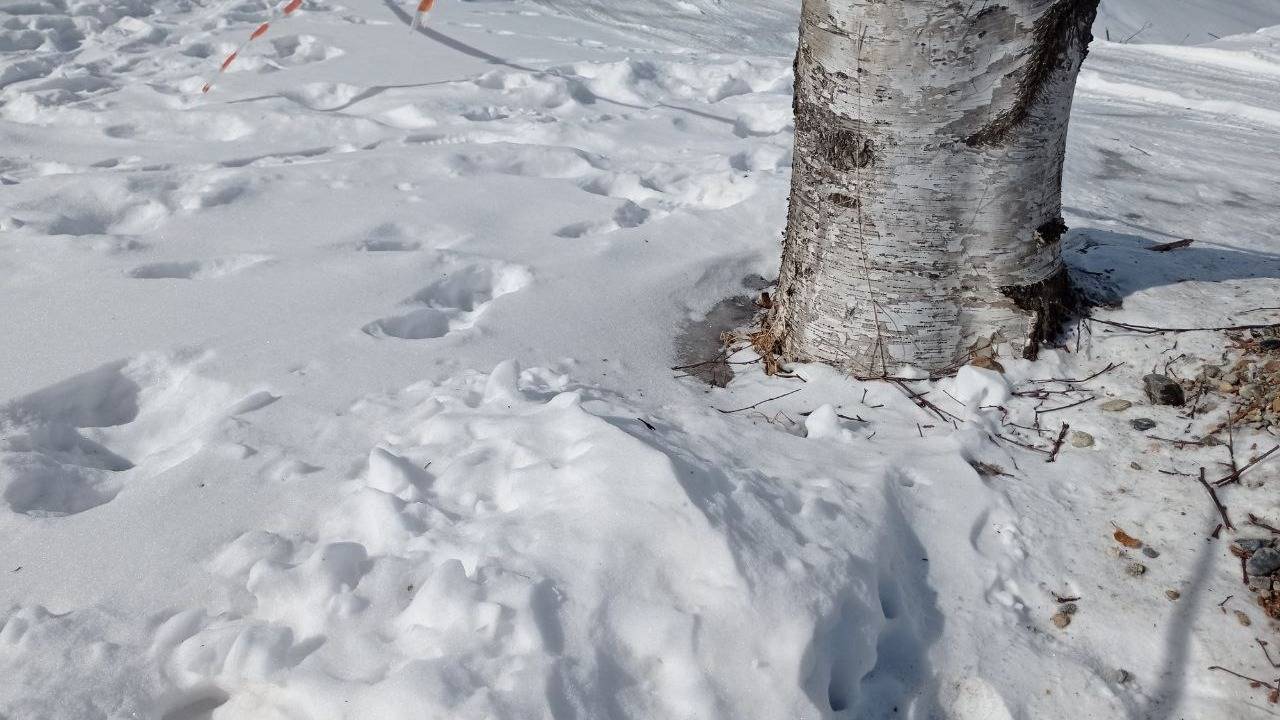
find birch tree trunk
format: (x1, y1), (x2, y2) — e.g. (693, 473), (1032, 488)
(761, 0), (1100, 375)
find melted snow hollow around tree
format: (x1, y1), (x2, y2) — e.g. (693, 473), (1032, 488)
(1, 1), (1280, 718)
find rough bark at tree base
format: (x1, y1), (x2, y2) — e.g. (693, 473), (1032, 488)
(765, 0), (1100, 375)
(999, 264), (1077, 360)
(754, 275), (1076, 376)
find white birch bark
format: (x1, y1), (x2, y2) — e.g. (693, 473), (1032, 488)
(763, 0), (1100, 375)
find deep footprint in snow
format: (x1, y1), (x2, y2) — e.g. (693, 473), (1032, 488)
(158, 688), (230, 720)
(127, 255), (271, 280)
(354, 222), (429, 252)
(270, 35), (344, 65)
(0, 355), (275, 517)
(363, 259), (531, 340)
(555, 200), (654, 238)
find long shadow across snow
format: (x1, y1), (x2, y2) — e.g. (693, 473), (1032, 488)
(1064, 227), (1280, 304)
(379, 0), (738, 127)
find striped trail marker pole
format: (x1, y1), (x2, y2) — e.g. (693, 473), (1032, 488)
(201, 0), (304, 94)
(412, 0), (436, 30)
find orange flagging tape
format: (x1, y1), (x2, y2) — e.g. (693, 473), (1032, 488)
(201, 1), (442, 95)
(413, 0), (436, 29)
(201, 0), (305, 94)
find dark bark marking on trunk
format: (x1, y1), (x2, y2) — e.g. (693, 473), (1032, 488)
(796, 96), (877, 172)
(965, 0), (1100, 147)
(1000, 264), (1075, 359)
(1034, 217), (1068, 247)
(827, 192), (860, 209)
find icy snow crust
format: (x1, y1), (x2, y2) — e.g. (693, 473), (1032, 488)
(1, 0), (1279, 718)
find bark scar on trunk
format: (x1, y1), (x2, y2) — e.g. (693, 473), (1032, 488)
(1034, 217), (1068, 247)
(796, 97), (876, 172)
(999, 264), (1075, 360)
(965, 0), (1099, 148)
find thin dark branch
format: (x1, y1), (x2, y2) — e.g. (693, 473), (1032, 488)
(1037, 395), (1095, 417)
(1030, 362), (1123, 384)
(1248, 514), (1280, 535)
(716, 388), (801, 414)
(1214, 445), (1280, 487)
(1207, 666), (1278, 691)
(891, 379), (953, 423)
(1047, 423), (1069, 463)
(1146, 238), (1194, 252)
(1258, 639), (1280, 669)
(671, 357), (760, 371)
(1089, 317), (1280, 335)
(1146, 435), (1206, 447)
(988, 432), (1052, 455)
(1198, 467), (1234, 531)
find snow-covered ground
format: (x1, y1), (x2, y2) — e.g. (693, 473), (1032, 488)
(2, 1), (1279, 718)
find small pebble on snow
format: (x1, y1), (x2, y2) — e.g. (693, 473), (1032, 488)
(1235, 610), (1252, 627)
(1108, 668), (1131, 685)
(1052, 612), (1072, 629)
(1142, 547), (1159, 558)
(1130, 418), (1157, 431)
(1101, 398), (1132, 412)
(1165, 589), (1180, 601)
(1126, 562), (1147, 576)
(1070, 431), (1095, 448)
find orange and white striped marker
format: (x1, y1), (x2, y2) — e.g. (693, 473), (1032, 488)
(411, 0), (436, 30)
(201, 0), (304, 94)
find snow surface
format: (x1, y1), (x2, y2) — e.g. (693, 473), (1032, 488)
(1094, 0), (1280, 45)
(1, 1), (1279, 718)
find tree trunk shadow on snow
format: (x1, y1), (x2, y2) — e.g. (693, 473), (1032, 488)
(1125, 526), (1217, 720)
(1063, 227), (1280, 305)
(797, 479), (944, 720)
(595, 409), (943, 718)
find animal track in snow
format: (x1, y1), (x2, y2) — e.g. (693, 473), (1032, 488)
(554, 200), (656, 238)
(353, 222), (440, 252)
(127, 254), (271, 280)
(364, 258), (531, 340)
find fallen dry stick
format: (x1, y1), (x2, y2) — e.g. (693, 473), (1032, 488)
(1198, 467), (1234, 531)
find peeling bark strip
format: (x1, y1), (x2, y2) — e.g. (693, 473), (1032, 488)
(766, 0), (1099, 374)
(966, 0), (1098, 147)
